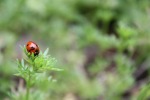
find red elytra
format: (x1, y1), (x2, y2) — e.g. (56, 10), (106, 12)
(26, 41), (40, 56)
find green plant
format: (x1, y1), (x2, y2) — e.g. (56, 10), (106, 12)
(11, 46), (62, 100)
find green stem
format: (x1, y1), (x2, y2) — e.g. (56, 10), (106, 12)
(26, 71), (31, 100)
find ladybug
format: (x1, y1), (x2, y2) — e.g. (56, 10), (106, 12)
(26, 41), (40, 56)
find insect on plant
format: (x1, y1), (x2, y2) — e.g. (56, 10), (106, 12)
(12, 41), (62, 100)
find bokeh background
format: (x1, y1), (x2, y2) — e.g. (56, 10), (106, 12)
(0, 0), (150, 100)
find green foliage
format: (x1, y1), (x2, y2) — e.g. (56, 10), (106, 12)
(11, 47), (62, 100)
(137, 84), (150, 100)
(0, 0), (150, 100)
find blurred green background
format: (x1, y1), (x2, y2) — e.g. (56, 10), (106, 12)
(0, 0), (150, 100)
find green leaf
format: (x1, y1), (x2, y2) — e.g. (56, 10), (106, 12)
(138, 84), (150, 100)
(43, 48), (49, 56)
(21, 59), (24, 67)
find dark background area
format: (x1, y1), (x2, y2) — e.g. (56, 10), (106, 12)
(0, 0), (150, 100)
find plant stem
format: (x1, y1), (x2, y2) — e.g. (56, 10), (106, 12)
(26, 71), (31, 100)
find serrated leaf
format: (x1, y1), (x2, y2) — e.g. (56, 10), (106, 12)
(24, 58), (32, 64)
(16, 59), (20, 66)
(21, 59), (24, 67)
(43, 48), (49, 56)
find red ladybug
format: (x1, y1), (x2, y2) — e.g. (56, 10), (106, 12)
(26, 41), (40, 56)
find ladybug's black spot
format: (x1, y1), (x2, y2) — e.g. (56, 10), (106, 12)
(31, 47), (35, 50)
(35, 50), (38, 52)
(28, 49), (32, 52)
(34, 52), (39, 56)
(34, 49), (39, 56)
